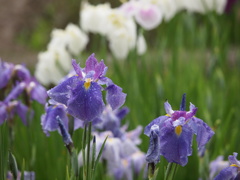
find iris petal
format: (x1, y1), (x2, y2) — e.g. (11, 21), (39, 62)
(67, 81), (104, 121)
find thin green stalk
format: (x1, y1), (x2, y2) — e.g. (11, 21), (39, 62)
(91, 136), (96, 173)
(164, 163), (178, 180)
(86, 122), (92, 180)
(82, 124), (87, 180)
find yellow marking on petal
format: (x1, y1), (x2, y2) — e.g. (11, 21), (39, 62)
(84, 78), (92, 90)
(122, 159), (128, 167)
(230, 164), (239, 167)
(166, 114), (171, 117)
(175, 126), (182, 136)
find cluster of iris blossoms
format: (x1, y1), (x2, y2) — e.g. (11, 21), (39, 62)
(144, 95), (215, 166)
(41, 54), (146, 180)
(0, 60), (47, 126)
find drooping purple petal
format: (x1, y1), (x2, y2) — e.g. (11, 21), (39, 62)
(72, 59), (83, 79)
(144, 115), (169, 136)
(47, 75), (79, 105)
(189, 117), (214, 150)
(41, 104), (68, 136)
(14, 64), (31, 81)
(57, 116), (73, 146)
(85, 53), (98, 73)
(146, 124), (161, 164)
(4, 82), (25, 103)
(214, 166), (238, 180)
(67, 81), (104, 121)
(106, 84), (126, 110)
(159, 121), (193, 166)
(29, 81), (47, 104)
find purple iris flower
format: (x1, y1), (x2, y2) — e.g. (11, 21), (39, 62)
(0, 60), (14, 89)
(0, 100), (28, 125)
(4, 78), (47, 105)
(7, 171), (35, 180)
(0, 61), (47, 105)
(144, 95), (214, 166)
(47, 54), (126, 122)
(214, 153), (240, 180)
(41, 102), (82, 136)
(94, 105), (129, 137)
(210, 156), (229, 179)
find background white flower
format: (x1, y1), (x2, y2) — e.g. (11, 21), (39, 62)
(48, 23), (88, 56)
(35, 48), (72, 86)
(80, 2), (111, 35)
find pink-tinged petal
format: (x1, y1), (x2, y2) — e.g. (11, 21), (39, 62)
(85, 53), (98, 73)
(67, 81), (104, 121)
(72, 59), (83, 79)
(164, 101), (174, 115)
(135, 4), (162, 30)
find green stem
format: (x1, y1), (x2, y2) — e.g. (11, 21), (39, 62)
(82, 125), (87, 180)
(86, 122), (92, 180)
(164, 163), (178, 180)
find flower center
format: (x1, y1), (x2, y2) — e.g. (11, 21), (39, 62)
(84, 78), (92, 90)
(175, 125), (182, 136)
(230, 164), (239, 167)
